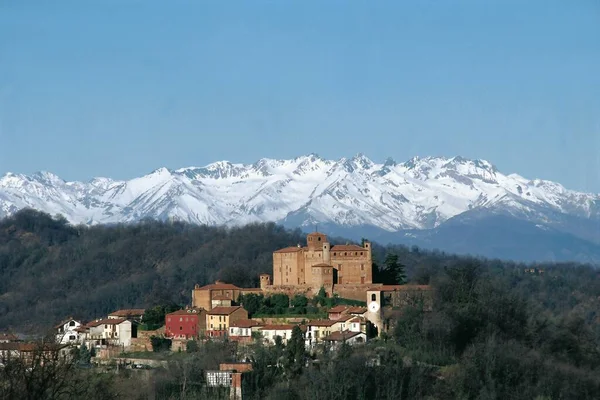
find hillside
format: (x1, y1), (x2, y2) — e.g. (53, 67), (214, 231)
(2, 154), (600, 263)
(0, 209), (599, 336)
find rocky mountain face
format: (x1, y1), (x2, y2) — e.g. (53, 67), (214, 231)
(2, 154), (599, 263)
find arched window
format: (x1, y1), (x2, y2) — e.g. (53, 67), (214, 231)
(371, 294), (376, 302)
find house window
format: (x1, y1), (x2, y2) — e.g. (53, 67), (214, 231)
(333, 252), (336, 256)
(180, 327), (183, 331)
(371, 294), (376, 301)
(344, 252), (347, 256)
(361, 264), (364, 270)
(361, 252), (364, 255)
(167, 317), (171, 322)
(180, 318), (183, 322)
(69, 321), (75, 327)
(69, 335), (76, 340)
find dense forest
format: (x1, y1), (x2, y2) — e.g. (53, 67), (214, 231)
(0, 209), (598, 335)
(1, 209), (599, 398)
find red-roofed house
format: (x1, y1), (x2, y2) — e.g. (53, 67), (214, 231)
(206, 306), (248, 338)
(323, 330), (367, 348)
(228, 320), (263, 343)
(83, 318), (135, 348)
(108, 309), (145, 322)
(165, 308), (207, 340)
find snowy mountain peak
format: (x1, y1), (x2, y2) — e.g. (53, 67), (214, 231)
(1, 154), (598, 235)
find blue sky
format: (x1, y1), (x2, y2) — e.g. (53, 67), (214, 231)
(1, 1), (599, 192)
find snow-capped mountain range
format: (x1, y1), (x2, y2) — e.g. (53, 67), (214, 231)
(1, 153), (598, 229)
(2, 154), (600, 262)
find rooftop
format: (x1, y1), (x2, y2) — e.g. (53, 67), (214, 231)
(230, 319), (263, 328)
(208, 306), (243, 315)
(167, 308), (204, 316)
(87, 318), (127, 327)
(260, 324), (306, 332)
(328, 305), (349, 313)
(307, 319), (336, 327)
(273, 246), (304, 254)
(324, 330), (364, 342)
(196, 281), (242, 290)
(109, 309), (146, 317)
(331, 245), (366, 252)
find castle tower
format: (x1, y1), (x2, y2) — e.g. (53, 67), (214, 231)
(306, 232), (327, 251)
(259, 274), (271, 290)
(323, 242), (331, 264)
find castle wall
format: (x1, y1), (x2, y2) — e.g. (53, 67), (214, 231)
(330, 249), (372, 284)
(273, 251), (305, 285)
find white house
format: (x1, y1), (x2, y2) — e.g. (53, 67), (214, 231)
(304, 320), (336, 348)
(85, 318), (135, 349)
(228, 320), (262, 343)
(55, 318), (83, 345)
(323, 330), (367, 349)
(259, 325), (303, 345)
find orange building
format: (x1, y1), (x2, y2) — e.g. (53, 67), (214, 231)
(272, 232), (372, 287)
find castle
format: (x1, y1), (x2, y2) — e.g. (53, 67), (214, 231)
(268, 232), (373, 289)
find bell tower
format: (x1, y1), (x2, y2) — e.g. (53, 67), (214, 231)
(366, 289), (383, 336)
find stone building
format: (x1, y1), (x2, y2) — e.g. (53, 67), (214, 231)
(272, 232), (372, 288)
(192, 281), (262, 311)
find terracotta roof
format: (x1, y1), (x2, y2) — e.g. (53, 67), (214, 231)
(307, 319), (336, 327)
(208, 306), (243, 315)
(109, 309), (145, 317)
(260, 324), (305, 331)
(230, 319), (262, 328)
(328, 306), (349, 313)
(196, 282), (241, 290)
(347, 307), (367, 314)
(307, 232), (327, 236)
(349, 318), (362, 323)
(0, 333), (19, 341)
(273, 246), (303, 254)
(211, 294), (233, 301)
(167, 308), (204, 316)
(312, 263), (331, 268)
(331, 245), (366, 252)
(324, 330), (364, 342)
(380, 285), (431, 291)
(335, 314), (355, 322)
(0, 342), (69, 352)
(87, 318), (127, 327)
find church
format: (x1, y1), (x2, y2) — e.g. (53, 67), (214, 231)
(271, 232), (373, 288)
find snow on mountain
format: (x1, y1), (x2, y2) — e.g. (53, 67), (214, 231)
(1, 154), (599, 235)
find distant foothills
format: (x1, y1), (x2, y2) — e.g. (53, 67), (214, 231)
(2, 154), (600, 263)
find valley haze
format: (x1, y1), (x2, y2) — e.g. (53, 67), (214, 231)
(1, 154), (599, 263)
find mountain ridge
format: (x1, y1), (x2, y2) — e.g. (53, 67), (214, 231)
(1, 154), (599, 262)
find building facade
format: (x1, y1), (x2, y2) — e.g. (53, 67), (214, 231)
(192, 281), (262, 311)
(206, 306), (249, 338)
(165, 308), (207, 340)
(272, 232), (372, 288)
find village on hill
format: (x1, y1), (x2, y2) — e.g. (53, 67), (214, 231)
(0, 233), (431, 397)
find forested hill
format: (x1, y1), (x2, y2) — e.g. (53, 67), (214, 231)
(0, 209), (599, 335)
